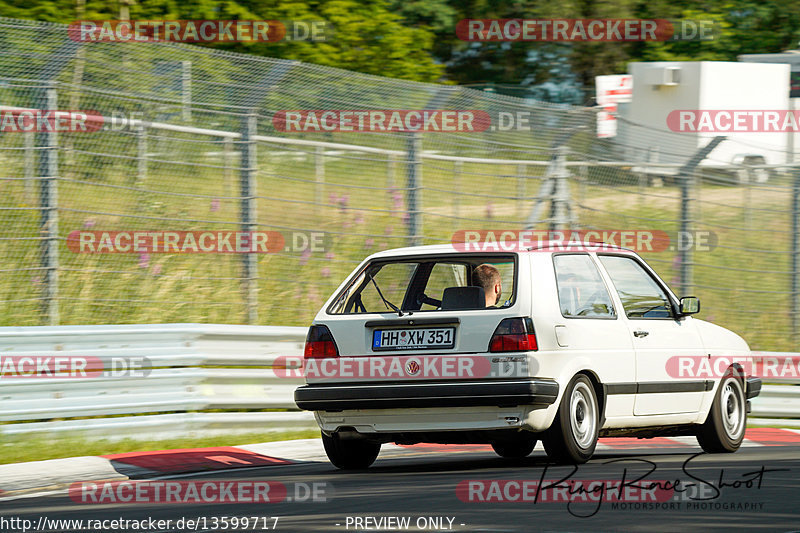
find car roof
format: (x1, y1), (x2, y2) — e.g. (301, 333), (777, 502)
(367, 241), (635, 259)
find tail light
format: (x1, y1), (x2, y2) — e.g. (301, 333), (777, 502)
(489, 317), (538, 352)
(304, 324), (339, 359)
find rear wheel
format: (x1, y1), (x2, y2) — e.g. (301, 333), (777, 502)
(543, 375), (599, 464)
(491, 437), (537, 459)
(321, 432), (381, 469)
(697, 372), (746, 453)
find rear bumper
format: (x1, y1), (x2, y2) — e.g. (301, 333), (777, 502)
(746, 377), (762, 399)
(294, 378), (559, 411)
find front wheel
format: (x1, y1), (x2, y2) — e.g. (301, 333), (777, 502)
(697, 372), (746, 453)
(321, 432), (381, 469)
(543, 375), (599, 464)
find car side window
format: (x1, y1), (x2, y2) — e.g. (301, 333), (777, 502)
(420, 263), (468, 310)
(598, 255), (673, 319)
(348, 263), (417, 313)
(553, 255), (615, 318)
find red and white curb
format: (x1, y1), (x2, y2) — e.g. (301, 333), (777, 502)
(2, 428), (799, 497)
(397, 428), (800, 454)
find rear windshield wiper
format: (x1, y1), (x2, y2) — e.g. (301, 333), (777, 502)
(368, 272), (403, 317)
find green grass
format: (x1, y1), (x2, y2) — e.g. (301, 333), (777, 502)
(0, 429), (320, 465)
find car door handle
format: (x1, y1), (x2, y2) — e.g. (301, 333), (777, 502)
(633, 330), (649, 338)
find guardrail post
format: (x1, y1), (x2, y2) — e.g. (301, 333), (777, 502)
(406, 132), (422, 246)
(240, 113), (258, 324)
(792, 168), (800, 346)
(37, 85), (59, 325)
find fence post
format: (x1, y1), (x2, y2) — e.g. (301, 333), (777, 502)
(406, 133), (422, 246)
(676, 136), (725, 297)
(791, 168), (800, 346)
(525, 145), (575, 231)
(136, 120), (147, 185)
(37, 85), (59, 325)
(240, 113), (258, 324)
(743, 163), (753, 232)
(516, 163), (526, 219)
(24, 131), (35, 202)
(578, 162), (587, 219)
(181, 60), (192, 121)
(453, 160), (462, 231)
(386, 154), (396, 214)
(223, 136), (234, 197)
(315, 146), (325, 207)
(679, 172), (694, 297)
(549, 146), (573, 231)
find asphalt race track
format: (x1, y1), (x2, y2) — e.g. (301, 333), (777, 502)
(2, 442), (799, 533)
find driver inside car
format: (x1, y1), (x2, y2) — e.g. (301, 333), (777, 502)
(471, 264), (503, 307)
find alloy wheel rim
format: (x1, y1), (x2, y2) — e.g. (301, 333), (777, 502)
(721, 380), (744, 440)
(570, 382), (596, 449)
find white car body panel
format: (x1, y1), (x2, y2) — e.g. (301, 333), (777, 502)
(297, 243), (757, 440)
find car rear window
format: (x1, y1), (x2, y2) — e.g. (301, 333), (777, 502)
(328, 255), (517, 314)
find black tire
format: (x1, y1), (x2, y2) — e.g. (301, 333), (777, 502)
(491, 437), (537, 459)
(321, 432), (381, 469)
(543, 375), (599, 464)
(697, 371), (746, 453)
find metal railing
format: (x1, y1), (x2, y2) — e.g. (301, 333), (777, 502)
(0, 324), (314, 440)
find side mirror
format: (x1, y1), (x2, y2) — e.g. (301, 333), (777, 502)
(679, 296), (700, 316)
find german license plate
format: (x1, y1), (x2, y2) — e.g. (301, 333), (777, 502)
(372, 327), (455, 351)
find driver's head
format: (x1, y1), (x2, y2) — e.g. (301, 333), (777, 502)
(472, 264), (502, 307)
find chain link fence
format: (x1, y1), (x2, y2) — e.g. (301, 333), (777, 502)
(0, 18), (798, 351)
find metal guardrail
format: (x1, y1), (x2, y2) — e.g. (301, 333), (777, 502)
(749, 353), (800, 427)
(0, 324), (797, 439)
(0, 324), (315, 439)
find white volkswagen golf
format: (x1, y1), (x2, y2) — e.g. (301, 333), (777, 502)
(294, 242), (761, 467)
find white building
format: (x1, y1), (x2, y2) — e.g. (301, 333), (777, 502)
(615, 61), (793, 169)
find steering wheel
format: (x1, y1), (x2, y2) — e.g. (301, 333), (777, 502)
(417, 293), (442, 308)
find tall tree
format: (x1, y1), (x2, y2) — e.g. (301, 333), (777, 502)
(0, 0), (445, 82)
